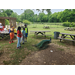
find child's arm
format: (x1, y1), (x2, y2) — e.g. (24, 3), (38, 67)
(21, 31), (23, 36)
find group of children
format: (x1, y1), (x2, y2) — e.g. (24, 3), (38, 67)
(17, 24), (28, 49)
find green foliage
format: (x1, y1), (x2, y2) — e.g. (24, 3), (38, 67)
(63, 21), (75, 27)
(1, 9), (75, 23)
(20, 9), (34, 22)
(71, 22), (75, 27)
(5, 19), (9, 25)
(4, 9), (13, 17)
(63, 22), (70, 27)
(69, 25), (72, 27)
(23, 20), (31, 24)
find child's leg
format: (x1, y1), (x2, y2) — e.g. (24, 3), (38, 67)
(25, 33), (28, 41)
(23, 36), (24, 43)
(19, 37), (21, 47)
(17, 37), (20, 47)
(17, 37), (19, 47)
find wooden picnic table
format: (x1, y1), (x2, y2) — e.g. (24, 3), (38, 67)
(0, 31), (9, 38)
(58, 33), (75, 44)
(30, 31), (51, 37)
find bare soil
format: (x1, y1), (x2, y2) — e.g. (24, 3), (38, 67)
(20, 43), (75, 65)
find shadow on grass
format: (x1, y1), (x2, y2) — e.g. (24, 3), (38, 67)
(57, 40), (75, 46)
(31, 35), (53, 40)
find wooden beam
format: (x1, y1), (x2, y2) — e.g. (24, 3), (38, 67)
(0, 19), (5, 27)
(11, 19), (16, 28)
(0, 17), (16, 20)
(9, 19), (12, 28)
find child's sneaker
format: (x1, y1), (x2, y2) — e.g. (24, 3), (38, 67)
(9, 42), (11, 44)
(16, 47), (19, 49)
(19, 46), (21, 48)
(25, 40), (27, 42)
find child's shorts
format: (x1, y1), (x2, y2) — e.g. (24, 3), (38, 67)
(10, 32), (14, 39)
(26, 33), (28, 37)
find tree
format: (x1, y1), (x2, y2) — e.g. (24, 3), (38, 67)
(36, 9), (51, 22)
(39, 13), (45, 22)
(0, 9), (7, 17)
(20, 9), (34, 22)
(5, 9), (13, 17)
(10, 12), (21, 22)
(23, 20), (31, 24)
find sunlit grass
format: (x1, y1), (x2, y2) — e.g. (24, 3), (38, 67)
(0, 23), (75, 65)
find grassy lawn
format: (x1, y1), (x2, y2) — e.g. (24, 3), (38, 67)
(0, 23), (75, 65)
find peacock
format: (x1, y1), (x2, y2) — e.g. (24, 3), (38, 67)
(35, 37), (51, 50)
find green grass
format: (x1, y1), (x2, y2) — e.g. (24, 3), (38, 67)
(58, 48), (64, 51)
(0, 23), (75, 65)
(0, 34), (39, 65)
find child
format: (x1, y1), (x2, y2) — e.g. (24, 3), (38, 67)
(9, 27), (14, 44)
(17, 27), (22, 49)
(25, 24), (28, 42)
(22, 28), (25, 44)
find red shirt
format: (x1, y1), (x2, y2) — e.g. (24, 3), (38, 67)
(17, 30), (21, 38)
(2, 26), (4, 31)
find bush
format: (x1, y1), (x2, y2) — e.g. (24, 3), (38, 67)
(71, 22), (75, 27)
(69, 25), (72, 27)
(23, 20), (31, 25)
(63, 22), (70, 27)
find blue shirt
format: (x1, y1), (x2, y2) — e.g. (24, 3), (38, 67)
(22, 30), (25, 37)
(9, 29), (11, 34)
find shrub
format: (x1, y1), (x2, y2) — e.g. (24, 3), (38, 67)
(63, 22), (70, 27)
(23, 20), (31, 25)
(69, 25), (72, 27)
(71, 22), (75, 27)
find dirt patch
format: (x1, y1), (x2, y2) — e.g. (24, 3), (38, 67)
(20, 43), (75, 65)
(0, 51), (11, 65)
(0, 47), (14, 65)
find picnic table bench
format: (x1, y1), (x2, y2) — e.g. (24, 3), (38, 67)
(58, 33), (75, 44)
(0, 31), (9, 38)
(30, 31), (51, 37)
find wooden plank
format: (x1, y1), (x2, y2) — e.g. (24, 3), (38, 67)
(0, 31), (9, 34)
(60, 33), (75, 36)
(35, 34), (52, 37)
(58, 37), (75, 41)
(0, 17), (16, 19)
(36, 35), (45, 36)
(30, 31), (50, 32)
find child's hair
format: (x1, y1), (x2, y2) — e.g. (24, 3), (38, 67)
(24, 24), (27, 27)
(17, 26), (21, 31)
(23, 28), (25, 30)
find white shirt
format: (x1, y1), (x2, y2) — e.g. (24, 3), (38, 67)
(0, 26), (3, 28)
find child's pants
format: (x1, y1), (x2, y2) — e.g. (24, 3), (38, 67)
(22, 36), (25, 43)
(17, 37), (21, 47)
